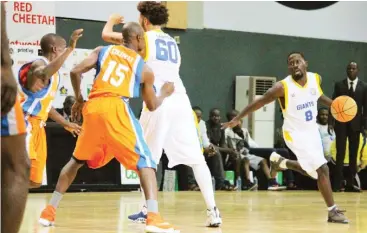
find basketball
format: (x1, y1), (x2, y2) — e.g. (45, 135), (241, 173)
(330, 95), (358, 122)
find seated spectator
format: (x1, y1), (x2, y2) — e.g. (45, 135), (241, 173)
(225, 110), (283, 190)
(205, 108), (237, 191)
(47, 96), (75, 122)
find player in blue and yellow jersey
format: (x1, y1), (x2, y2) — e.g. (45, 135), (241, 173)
(1, 3), (29, 233)
(18, 29), (83, 188)
(39, 22), (178, 233)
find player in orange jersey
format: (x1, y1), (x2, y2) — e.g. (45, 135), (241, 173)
(18, 29), (83, 188)
(1, 3), (30, 233)
(39, 22), (178, 233)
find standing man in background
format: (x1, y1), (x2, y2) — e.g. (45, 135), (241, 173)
(329, 62), (367, 192)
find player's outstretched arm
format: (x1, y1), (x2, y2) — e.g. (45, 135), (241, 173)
(70, 46), (102, 102)
(1, 2), (18, 115)
(102, 14), (124, 44)
(222, 82), (284, 129)
(141, 64), (174, 111)
(318, 95), (333, 107)
(26, 29), (83, 92)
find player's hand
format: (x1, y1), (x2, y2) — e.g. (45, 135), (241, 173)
(161, 82), (175, 97)
(69, 29), (84, 49)
(71, 100), (84, 123)
(109, 14), (124, 25)
(221, 118), (240, 130)
(1, 70), (18, 116)
(64, 122), (82, 137)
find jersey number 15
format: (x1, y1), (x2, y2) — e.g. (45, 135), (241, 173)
(102, 61), (128, 87)
(155, 39), (178, 64)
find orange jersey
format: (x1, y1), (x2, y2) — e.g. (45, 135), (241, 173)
(89, 45), (145, 99)
(18, 57), (60, 122)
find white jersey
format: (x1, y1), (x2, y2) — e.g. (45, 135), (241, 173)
(144, 29), (186, 94)
(280, 72), (323, 132)
(279, 72), (327, 178)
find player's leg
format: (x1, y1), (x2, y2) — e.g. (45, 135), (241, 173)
(39, 102), (103, 226)
(1, 102), (30, 233)
(113, 99), (177, 233)
(163, 94), (221, 227)
(28, 122), (47, 189)
(128, 107), (169, 223)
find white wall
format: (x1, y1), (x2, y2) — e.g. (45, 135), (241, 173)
(55, 1), (139, 22)
(203, 1), (367, 43)
(54, 1), (367, 42)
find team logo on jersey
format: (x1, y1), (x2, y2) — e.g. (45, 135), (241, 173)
(59, 86), (68, 96)
(310, 88), (316, 95)
(9, 48), (14, 54)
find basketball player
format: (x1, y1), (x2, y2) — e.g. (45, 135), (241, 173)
(222, 52), (348, 224)
(39, 22), (178, 233)
(18, 30), (83, 189)
(101, 2), (221, 227)
(1, 3), (29, 233)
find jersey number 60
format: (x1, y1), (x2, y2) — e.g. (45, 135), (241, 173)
(155, 39), (178, 64)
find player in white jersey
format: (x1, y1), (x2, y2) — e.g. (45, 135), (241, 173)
(102, 2), (221, 227)
(223, 52), (348, 224)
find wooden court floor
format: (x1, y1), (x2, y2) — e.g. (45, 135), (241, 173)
(20, 191), (367, 233)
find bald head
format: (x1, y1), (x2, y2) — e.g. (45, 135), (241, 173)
(122, 22), (144, 44)
(40, 33), (66, 55)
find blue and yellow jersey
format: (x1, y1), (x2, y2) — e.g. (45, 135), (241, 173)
(89, 45), (144, 99)
(18, 58), (60, 122)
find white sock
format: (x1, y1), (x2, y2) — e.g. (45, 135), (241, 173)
(270, 152), (288, 169)
(279, 159), (288, 169)
(327, 204), (336, 211)
(191, 163), (216, 210)
(49, 191), (63, 209)
(146, 199), (158, 213)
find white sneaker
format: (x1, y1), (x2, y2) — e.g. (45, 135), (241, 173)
(206, 207), (222, 227)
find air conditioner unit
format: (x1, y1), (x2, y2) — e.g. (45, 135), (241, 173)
(235, 76), (277, 147)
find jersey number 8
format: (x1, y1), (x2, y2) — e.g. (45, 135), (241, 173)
(102, 61), (128, 87)
(305, 110), (313, 121)
(155, 39), (178, 64)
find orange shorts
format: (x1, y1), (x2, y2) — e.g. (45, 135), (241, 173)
(26, 116), (47, 184)
(1, 97), (26, 136)
(73, 97), (156, 171)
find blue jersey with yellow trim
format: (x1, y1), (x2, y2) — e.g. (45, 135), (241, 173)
(18, 57), (60, 121)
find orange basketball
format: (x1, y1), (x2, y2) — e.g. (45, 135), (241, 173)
(330, 95), (357, 122)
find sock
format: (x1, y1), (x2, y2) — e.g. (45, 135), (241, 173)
(191, 163), (216, 210)
(146, 199), (158, 213)
(279, 159), (288, 169)
(327, 204), (336, 211)
(49, 191), (63, 209)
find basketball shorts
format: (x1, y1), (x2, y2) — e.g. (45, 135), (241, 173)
(139, 93), (206, 168)
(1, 97), (27, 136)
(283, 128), (327, 179)
(26, 116), (47, 184)
(73, 97), (155, 171)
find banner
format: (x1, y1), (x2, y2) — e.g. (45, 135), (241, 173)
(120, 165), (140, 185)
(5, 1), (55, 43)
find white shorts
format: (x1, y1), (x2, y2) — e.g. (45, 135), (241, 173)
(283, 128), (327, 179)
(139, 93), (205, 168)
(240, 153), (264, 170)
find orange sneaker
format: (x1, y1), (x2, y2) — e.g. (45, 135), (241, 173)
(39, 205), (56, 226)
(145, 212), (179, 233)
